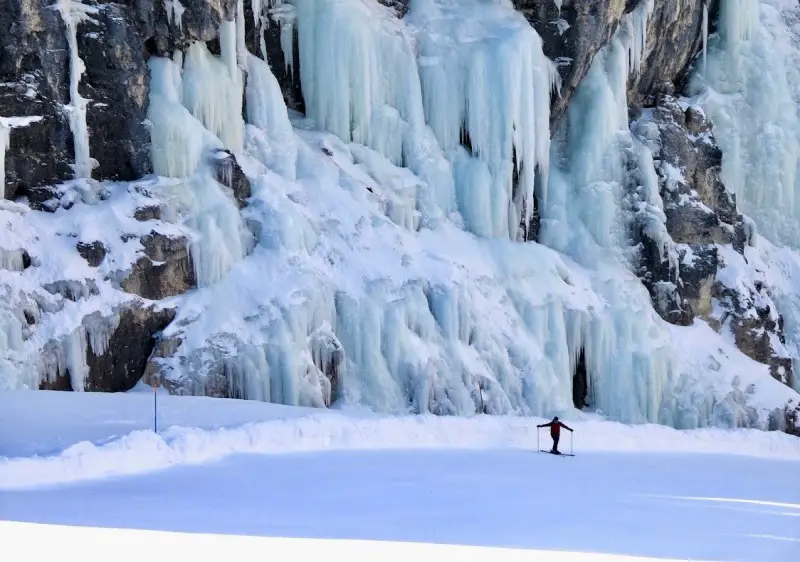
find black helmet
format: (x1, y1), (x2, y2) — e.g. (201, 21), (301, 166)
(553, 416), (559, 421)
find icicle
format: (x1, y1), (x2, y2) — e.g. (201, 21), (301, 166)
(83, 312), (120, 358)
(702, 2), (709, 74)
(163, 0), (186, 32)
(65, 327), (89, 392)
(269, 1), (296, 73)
(182, 41), (245, 153)
(51, 0), (97, 179)
(619, 0), (656, 76)
(147, 57), (224, 177)
(0, 123), (8, 197)
(235, 0), (248, 71)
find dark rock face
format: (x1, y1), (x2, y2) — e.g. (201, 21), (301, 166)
(243, 0), (305, 113)
(211, 149), (251, 208)
(514, 0), (629, 127)
(636, 97), (793, 386)
(712, 279), (795, 387)
(125, 0), (237, 56)
(39, 303), (176, 392)
(377, 0), (409, 18)
(77, 241), (107, 267)
(78, 3), (152, 182)
(630, 0), (717, 108)
(634, 95), (746, 326)
(642, 96), (743, 248)
(0, 0), (73, 199)
(134, 205), (162, 222)
(572, 349), (589, 409)
(121, 231), (196, 300)
(84, 304), (176, 392)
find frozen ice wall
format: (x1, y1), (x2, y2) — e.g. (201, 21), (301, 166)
(688, 0), (800, 248)
(148, 0), (687, 426)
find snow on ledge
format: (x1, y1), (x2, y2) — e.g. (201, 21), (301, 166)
(0, 520), (718, 562)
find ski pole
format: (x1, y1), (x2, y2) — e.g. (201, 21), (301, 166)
(537, 426), (539, 452)
(570, 430), (573, 455)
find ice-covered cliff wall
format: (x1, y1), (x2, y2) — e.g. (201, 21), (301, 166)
(1, 0), (799, 433)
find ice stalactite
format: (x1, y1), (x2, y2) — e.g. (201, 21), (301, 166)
(0, 124), (8, 195)
(245, 53), (298, 179)
(621, 0), (655, 76)
(689, 0), (800, 248)
(407, 0), (559, 240)
(35, 313), (120, 392)
(702, 2), (709, 74)
(163, 0), (186, 32)
(182, 40), (245, 154)
(542, 0), (669, 261)
(268, 0), (296, 73)
(52, 0), (97, 179)
(294, 0), (425, 161)
(148, 57), (224, 178)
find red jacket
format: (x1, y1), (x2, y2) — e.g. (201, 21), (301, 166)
(539, 420), (572, 438)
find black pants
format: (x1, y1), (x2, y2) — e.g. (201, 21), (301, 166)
(552, 433), (560, 452)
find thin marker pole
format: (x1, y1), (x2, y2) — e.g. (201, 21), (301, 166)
(153, 379), (158, 434)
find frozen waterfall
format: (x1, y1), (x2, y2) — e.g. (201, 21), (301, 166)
(4, 0), (796, 431)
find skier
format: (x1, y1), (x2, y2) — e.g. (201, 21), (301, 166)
(537, 416), (573, 454)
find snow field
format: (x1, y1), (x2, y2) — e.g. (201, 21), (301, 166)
(0, 392), (798, 561)
(1, 391), (798, 490)
(0, 521), (726, 562)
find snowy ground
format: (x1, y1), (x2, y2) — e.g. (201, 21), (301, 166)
(1, 392), (799, 561)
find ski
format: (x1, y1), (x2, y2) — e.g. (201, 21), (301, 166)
(538, 450), (575, 457)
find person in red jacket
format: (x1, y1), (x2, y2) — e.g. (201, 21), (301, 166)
(537, 416), (573, 454)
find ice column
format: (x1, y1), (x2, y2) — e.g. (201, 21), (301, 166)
(52, 0), (96, 179)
